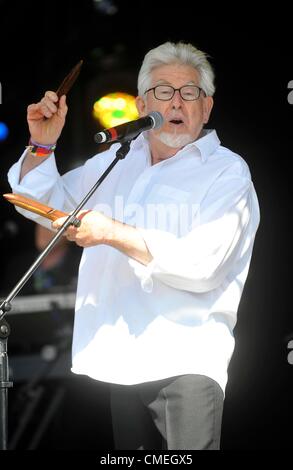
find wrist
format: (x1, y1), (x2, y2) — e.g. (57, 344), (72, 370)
(101, 216), (117, 246)
(26, 138), (57, 157)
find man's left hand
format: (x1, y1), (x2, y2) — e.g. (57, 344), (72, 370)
(52, 210), (113, 247)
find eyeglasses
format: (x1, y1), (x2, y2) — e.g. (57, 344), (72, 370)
(145, 85), (205, 101)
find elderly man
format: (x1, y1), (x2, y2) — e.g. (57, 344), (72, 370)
(8, 41), (260, 450)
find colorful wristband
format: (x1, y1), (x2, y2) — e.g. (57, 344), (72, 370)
(26, 138), (57, 157)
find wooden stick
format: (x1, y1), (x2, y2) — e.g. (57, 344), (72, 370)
(3, 193), (68, 222)
(56, 60), (83, 98)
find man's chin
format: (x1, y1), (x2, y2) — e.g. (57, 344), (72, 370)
(157, 132), (193, 149)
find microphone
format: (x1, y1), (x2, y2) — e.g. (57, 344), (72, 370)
(94, 111), (163, 144)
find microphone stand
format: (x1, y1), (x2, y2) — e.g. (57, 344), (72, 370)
(0, 139), (132, 450)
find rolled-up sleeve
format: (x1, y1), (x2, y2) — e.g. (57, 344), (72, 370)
(129, 173), (258, 294)
(7, 151), (91, 228)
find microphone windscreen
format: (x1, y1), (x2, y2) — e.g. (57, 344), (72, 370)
(149, 111), (164, 129)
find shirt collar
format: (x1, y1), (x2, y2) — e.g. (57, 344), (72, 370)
(189, 129), (221, 163)
(131, 128), (220, 163)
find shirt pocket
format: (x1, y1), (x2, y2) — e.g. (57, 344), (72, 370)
(143, 184), (193, 235)
(146, 184), (190, 203)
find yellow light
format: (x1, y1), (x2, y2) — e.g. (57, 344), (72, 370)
(93, 92), (139, 128)
(115, 98), (126, 110)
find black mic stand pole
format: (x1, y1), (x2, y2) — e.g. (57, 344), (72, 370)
(0, 139), (132, 450)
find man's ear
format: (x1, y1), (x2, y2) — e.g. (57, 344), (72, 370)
(135, 95), (147, 117)
(203, 96), (214, 124)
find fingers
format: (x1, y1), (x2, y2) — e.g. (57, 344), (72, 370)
(40, 94), (58, 118)
(52, 216), (68, 230)
(28, 91), (67, 120)
(27, 102), (41, 116)
(57, 95), (68, 119)
(45, 91), (59, 103)
(52, 216), (78, 240)
(64, 230), (76, 242)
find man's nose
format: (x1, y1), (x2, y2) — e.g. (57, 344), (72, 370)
(171, 89), (183, 108)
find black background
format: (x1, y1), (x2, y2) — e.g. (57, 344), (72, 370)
(0, 0), (292, 450)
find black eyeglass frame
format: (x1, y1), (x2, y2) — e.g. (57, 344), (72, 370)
(144, 85), (206, 101)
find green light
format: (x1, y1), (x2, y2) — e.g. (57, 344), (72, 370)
(112, 109), (125, 118)
(93, 92), (138, 127)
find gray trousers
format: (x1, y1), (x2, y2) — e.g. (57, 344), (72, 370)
(110, 374), (224, 450)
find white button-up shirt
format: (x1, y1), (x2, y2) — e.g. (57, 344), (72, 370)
(8, 129), (260, 392)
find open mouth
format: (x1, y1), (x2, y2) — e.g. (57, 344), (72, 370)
(169, 119), (184, 125)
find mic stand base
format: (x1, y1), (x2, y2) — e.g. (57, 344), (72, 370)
(0, 319), (13, 450)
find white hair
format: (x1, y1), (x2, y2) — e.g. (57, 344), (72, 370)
(137, 41), (215, 97)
